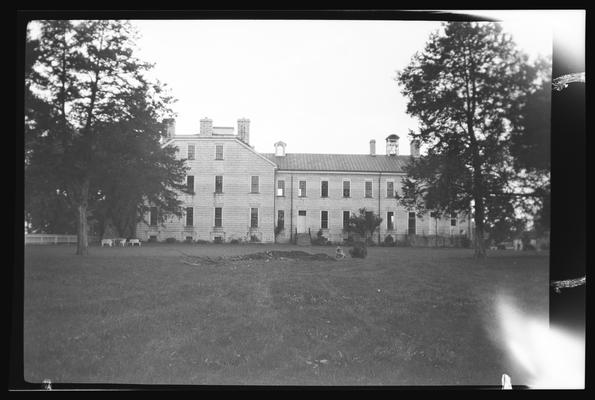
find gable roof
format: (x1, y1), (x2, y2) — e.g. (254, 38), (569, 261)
(261, 153), (411, 173)
(164, 136), (277, 168)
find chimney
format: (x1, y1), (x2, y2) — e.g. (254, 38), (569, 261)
(237, 118), (250, 145)
(274, 141), (286, 157)
(199, 117), (213, 136)
(410, 139), (420, 157)
(164, 118), (176, 138)
(385, 134), (399, 156)
(369, 139), (376, 156)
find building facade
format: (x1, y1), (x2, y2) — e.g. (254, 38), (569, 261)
(136, 118), (470, 244)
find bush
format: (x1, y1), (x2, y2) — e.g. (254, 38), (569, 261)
(274, 225), (284, 236)
(195, 239), (210, 245)
(165, 237), (177, 243)
(383, 235), (395, 246)
(250, 235), (261, 243)
(539, 243), (549, 251)
(349, 241), (367, 258)
(523, 244), (536, 251)
(460, 236), (471, 248)
(311, 229), (329, 246)
(148, 236), (158, 243)
(183, 237), (194, 244)
(230, 239), (240, 244)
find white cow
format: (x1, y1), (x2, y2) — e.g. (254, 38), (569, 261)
(115, 238), (127, 247)
(101, 239), (113, 247)
(128, 239), (141, 247)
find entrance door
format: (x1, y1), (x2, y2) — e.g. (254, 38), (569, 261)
(297, 210), (307, 233)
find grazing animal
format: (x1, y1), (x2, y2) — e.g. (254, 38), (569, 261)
(116, 238), (127, 247)
(128, 238), (141, 247)
(101, 239), (113, 247)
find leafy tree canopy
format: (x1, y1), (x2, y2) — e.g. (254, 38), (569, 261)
(395, 22), (550, 257)
(25, 20), (188, 253)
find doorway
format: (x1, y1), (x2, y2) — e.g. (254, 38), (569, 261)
(297, 210), (307, 233)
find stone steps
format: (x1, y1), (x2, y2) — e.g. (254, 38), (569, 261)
(296, 233), (311, 246)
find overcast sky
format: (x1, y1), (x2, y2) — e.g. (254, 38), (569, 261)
(127, 11), (577, 155)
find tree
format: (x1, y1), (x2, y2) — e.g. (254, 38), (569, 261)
(396, 22), (546, 258)
(510, 73), (551, 235)
(345, 208), (383, 243)
(25, 20), (188, 254)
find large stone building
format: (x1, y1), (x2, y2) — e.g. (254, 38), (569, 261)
(136, 118), (471, 244)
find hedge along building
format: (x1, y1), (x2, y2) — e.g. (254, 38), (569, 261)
(136, 119), (471, 244)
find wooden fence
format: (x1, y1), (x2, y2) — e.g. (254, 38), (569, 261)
(25, 234), (99, 245)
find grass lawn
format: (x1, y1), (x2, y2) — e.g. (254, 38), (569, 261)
(23, 243), (548, 386)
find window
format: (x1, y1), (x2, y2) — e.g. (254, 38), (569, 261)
(321, 180), (328, 198)
(451, 213), (457, 227)
(277, 210), (285, 229)
(187, 175), (194, 192)
(277, 180), (285, 196)
(387, 211), (394, 230)
(343, 211), (350, 230)
(365, 181), (373, 198)
(215, 144), (223, 160)
(188, 144), (195, 160)
(321, 211), (328, 229)
(343, 180), (350, 197)
(186, 207), (194, 227)
(215, 176), (223, 193)
(299, 180), (307, 197)
(215, 207), (222, 227)
(408, 212), (416, 235)
(251, 176), (259, 193)
(250, 208), (258, 228)
(387, 181), (394, 198)
(150, 207), (158, 226)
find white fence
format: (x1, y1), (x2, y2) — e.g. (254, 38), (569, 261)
(25, 234), (99, 245)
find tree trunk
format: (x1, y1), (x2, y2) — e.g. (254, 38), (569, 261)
(76, 178), (90, 255)
(473, 195), (487, 258)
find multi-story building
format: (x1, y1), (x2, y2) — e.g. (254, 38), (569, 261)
(136, 118), (471, 244)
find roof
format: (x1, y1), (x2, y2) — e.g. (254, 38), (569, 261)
(261, 153), (411, 173)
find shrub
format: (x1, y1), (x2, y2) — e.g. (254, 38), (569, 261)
(460, 236), (471, 248)
(230, 239), (240, 244)
(539, 243), (549, 251)
(396, 236), (411, 247)
(250, 235), (261, 243)
(148, 236), (158, 243)
(165, 237), (177, 243)
(523, 244), (536, 251)
(383, 235), (395, 246)
(184, 237), (194, 244)
(195, 239), (210, 245)
(311, 229), (329, 246)
(349, 241), (367, 258)
(274, 225), (284, 236)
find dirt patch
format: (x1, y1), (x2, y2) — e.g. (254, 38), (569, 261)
(180, 250), (336, 266)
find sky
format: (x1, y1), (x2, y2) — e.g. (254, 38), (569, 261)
(126, 11), (579, 155)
